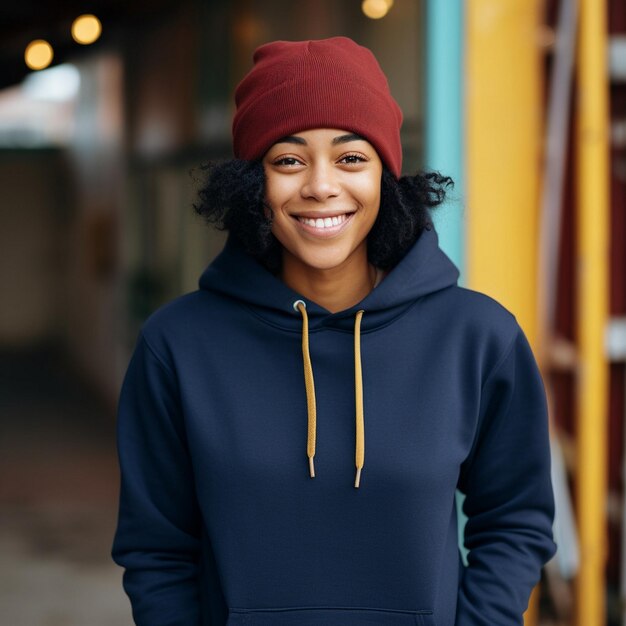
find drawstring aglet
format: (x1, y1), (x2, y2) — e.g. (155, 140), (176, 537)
(309, 456), (315, 478)
(354, 467), (362, 488)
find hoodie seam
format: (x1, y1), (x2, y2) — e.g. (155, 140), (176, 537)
(139, 331), (175, 377)
(240, 297), (425, 334)
(228, 606), (432, 615)
(479, 326), (519, 394)
(136, 332), (196, 457)
(458, 327), (519, 490)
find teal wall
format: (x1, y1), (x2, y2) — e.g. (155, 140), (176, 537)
(424, 0), (465, 286)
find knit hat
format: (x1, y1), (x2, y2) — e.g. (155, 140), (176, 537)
(232, 37), (404, 178)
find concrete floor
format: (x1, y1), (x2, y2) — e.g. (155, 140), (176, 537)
(0, 345), (132, 625)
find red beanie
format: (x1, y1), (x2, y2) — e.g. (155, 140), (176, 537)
(232, 37), (404, 178)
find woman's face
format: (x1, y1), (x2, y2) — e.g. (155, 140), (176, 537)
(262, 127), (383, 273)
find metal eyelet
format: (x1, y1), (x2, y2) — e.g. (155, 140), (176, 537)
(292, 299), (306, 312)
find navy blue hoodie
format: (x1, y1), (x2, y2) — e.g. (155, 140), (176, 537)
(112, 226), (556, 626)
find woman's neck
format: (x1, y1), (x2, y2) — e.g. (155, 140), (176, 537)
(279, 248), (377, 314)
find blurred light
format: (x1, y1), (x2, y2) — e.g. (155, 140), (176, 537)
(23, 64), (80, 102)
(71, 14), (102, 45)
(25, 40), (54, 71)
(612, 119), (626, 149)
(609, 35), (626, 82)
(537, 26), (556, 51)
(362, 0), (391, 19)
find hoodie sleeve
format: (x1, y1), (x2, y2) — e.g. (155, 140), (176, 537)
(456, 324), (557, 625)
(111, 332), (202, 626)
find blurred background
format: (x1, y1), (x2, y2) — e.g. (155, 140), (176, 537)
(0, 0), (624, 624)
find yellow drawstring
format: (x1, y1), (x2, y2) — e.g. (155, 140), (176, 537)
(293, 300), (366, 488)
(354, 310), (365, 488)
(293, 300), (317, 478)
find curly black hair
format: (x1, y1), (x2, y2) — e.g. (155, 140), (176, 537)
(193, 160), (453, 274)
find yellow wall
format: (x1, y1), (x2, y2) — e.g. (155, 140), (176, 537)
(466, 0), (542, 343)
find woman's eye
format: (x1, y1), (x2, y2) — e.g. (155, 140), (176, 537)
(273, 157), (302, 167)
(340, 154), (367, 164)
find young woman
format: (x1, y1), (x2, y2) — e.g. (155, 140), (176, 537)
(112, 37), (556, 626)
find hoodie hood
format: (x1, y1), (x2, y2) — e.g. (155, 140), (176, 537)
(198, 226), (460, 333)
(199, 226), (460, 488)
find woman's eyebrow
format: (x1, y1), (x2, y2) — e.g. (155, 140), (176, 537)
(332, 133), (364, 145)
(273, 133), (364, 147)
(274, 136), (307, 145)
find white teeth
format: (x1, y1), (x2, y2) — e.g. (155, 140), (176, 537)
(298, 213), (350, 228)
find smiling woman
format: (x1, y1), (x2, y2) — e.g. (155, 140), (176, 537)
(112, 36), (556, 626)
(261, 128), (383, 312)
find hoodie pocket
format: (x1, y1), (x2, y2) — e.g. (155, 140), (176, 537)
(227, 607), (435, 625)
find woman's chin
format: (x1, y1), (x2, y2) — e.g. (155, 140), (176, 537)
(285, 248), (353, 273)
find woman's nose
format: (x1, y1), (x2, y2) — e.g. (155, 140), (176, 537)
(300, 162), (341, 201)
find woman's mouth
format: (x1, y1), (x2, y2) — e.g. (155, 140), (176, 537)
(292, 211), (356, 237)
